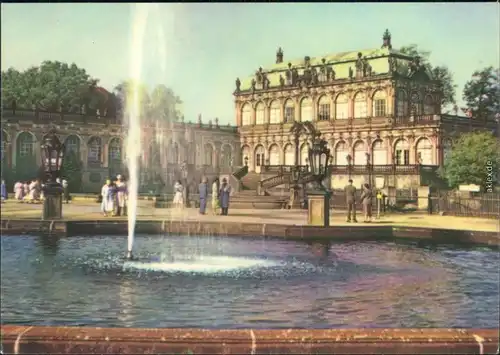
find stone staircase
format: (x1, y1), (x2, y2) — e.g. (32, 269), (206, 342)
(231, 171), (288, 209)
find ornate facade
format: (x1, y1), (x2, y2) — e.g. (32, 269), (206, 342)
(1, 110), (240, 192)
(232, 30), (496, 188)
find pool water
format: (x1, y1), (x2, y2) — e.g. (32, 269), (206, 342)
(1, 235), (499, 328)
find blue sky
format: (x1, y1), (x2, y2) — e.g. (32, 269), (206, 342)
(2, 3), (498, 125)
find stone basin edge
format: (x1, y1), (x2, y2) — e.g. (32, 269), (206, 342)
(1, 326), (498, 354)
(1, 219), (499, 247)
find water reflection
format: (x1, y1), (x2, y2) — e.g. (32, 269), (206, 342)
(117, 278), (137, 327)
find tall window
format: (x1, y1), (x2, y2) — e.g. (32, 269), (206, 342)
(18, 132), (35, 158)
(255, 102), (265, 125)
(269, 100), (281, 124)
(204, 143), (213, 165)
(416, 137), (433, 165)
(255, 145), (265, 167)
(300, 143), (309, 165)
(241, 103), (252, 126)
(354, 92), (367, 118)
(335, 141), (348, 165)
(394, 139), (409, 165)
(108, 138), (122, 161)
(300, 97), (312, 122)
(87, 137), (102, 163)
(318, 95), (330, 121)
(372, 140), (387, 165)
(423, 95), (434, 115)
(335, 94), (348, 120)
(284, 99), (295, 123)
(269, 144), (280, 165)
(372, 90), (387, 117)
(396, 90), (408, 117)
(284, 144), (294, 165)
(353, 141), (365, 165)
(65, 135), (80, 156)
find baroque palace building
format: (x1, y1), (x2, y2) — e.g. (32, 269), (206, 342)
(1, 109), (240, 192)
(233, 30), (496, 189)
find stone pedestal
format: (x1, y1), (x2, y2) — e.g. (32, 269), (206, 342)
(418, 186), (431, 210)
(42, 182), (63, 220)
(307, 190), (331, 227)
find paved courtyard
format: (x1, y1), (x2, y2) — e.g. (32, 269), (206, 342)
(1, 200), (498, 233)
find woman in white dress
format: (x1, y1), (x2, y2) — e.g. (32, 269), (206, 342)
(173, 180), (184, 208)
(14, 181), (24, 201)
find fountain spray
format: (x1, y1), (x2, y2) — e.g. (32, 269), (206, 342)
(125, 4), (150, 260)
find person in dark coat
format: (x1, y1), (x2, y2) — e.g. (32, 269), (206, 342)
(198, 177), (208, 215)
(219, 178), (232, 216)
(360, 183), (373, 222)
(344, 179), (357, 222)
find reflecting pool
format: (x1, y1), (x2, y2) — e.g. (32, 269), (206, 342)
(1, 235), (498, 328)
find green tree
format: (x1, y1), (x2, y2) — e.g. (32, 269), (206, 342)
(61, 151), (83, 192)
(15, 156), (39, 182)
(1, 61), (97, 112)
(149, 84), (182, 122)
(399, 44), (457, 111)
(462, 66), (500, 122)
(441, 132), (499, 189)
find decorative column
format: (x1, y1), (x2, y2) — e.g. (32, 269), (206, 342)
(347, 91), (354, 119)
(235, 102), (242, 127)
(251, 104), (257, 125)
(265, 104), (270, 124)
(330, 93), (336, 121)
(367, 91), (374, 117)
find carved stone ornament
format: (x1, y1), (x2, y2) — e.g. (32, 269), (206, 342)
(279, 75), (285, 87)
(349, 67), (354, 80)
(235, 77), (241, 92)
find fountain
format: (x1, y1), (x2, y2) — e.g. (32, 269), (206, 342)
(123, 4), (151, 260)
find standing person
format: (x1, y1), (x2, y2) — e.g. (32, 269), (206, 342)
(115, 174), (128, 216)
(0, 179), (7, 202)
(360, 183), (373, 223)
(100, 179), (115, 217)
(344, 179), (357, 223)
(62, 178), (70, 203)
(173, 180), (184, 209)
(29, 179), (40, 203)
(211, 177), (220, 215)
(198, 177), (208, 215)
(14, 181), (24, 201)
(219, 178), (231, 216)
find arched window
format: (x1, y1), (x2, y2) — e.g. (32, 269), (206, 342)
(254, 145), (265, 168)
(300, 97), (312, 122)
(269, 144), (280, 165)
(372, 140), (387, 165)
(354, 92), (367, 119)
(396, 90), (408, 117)
(410, 92), (422, 115)
(317, 95), (330, 121)
(284, 144), (294, 165)
(108, 138), (122, 162)
(241, 103), (252, 126)
(423, 95), (434, 115)
(372, 90), (387, 117)
(416, 137), (433, 165)
(87, 137), (102, 164)
(65, 135), (80, 156)
(284, 99), (295, 123)
(204, 143), (213, 165)
(300, 143), (309, 165)
(353, 141), (365, 165)
(335, 94), (348, 120)
(221, 145), (232, 167)
(255, 102), (265, 125)
(394, 139), (410, 165)
(335, 141), (348, 165)
(269, 100), (281, 124)
(17, 132), (35, 158)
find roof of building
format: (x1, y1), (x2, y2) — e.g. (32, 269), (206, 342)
(238, 46), (433, 92)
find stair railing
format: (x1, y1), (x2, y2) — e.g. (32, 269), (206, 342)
(230, 165), (248, 193)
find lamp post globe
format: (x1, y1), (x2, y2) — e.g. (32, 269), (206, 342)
(40, 129), (65, 220)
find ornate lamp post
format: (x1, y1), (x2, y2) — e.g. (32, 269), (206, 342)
(180, 160), (189, 207)
(40, 129), (65, 220)
(306, 136), (331, 227)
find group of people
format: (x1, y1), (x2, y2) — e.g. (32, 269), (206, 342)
(0, 178), (70, 204)
(198, 177), (232, 216)
(100, 174), (128, 217)
(344, 179), (374, 223)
